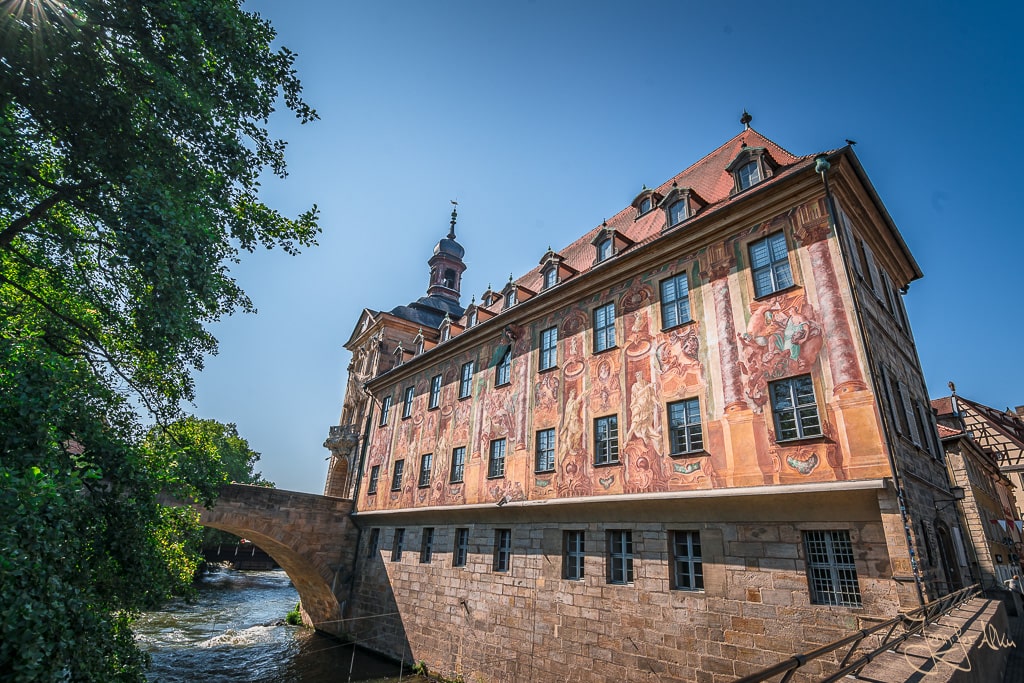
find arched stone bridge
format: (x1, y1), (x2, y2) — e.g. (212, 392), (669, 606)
(192, 484), (358, 635)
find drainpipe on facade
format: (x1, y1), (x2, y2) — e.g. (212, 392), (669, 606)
(815, 153), (926, 606)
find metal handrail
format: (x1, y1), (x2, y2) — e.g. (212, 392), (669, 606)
(733, 584), (981, 683)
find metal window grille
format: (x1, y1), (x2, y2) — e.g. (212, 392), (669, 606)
(488, 439), (506, 478)
(593, 302), (616, 352)
(607, 530), (633, 584)
(668, 398), (703, 454)
(454, 528), (469, 567)
(564, 531), (585, 580)
(536, 428), (555, 472)
(750, 232), (793, 297)
(660, 273), (691, 328)
(594, 416), (619, 464)
(449, 447), (465, 483)
(367, 528), (380, 558)
(803, 530), (862, 607)
(770, 375), (821, 440)
(391, 528), (405, 561)
(420, 528), (434, 563)
(671, 530), (703, 591)
(493, 529), (511, 572)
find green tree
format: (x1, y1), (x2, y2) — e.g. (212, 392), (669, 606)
(0, 1), (318, 680)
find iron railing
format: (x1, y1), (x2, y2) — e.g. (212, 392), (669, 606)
(733, 583), (982, 683)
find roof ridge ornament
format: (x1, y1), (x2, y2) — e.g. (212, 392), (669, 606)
(448, 200), (458, 239)
(741, 110), (752, 129)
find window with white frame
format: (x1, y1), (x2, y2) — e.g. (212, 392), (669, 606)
(660, 273), (691, 329)
(536, 428), (555, 472)
(594, 415), (619, 465)
(428, 374), (441, 409)
(539, 326), (558, 371)
(450, 446), (465, 483)
(367, 465), (380, 494)
(488, 438), (506, 478)
(402, 386), (414, 418)
(749, 232), (793, 297)
(593, 302), (616, 352)
(671, 530), (703, 591)
(379, 395), (391, 426)
(418, 453), (432, 488)
(668, 398), (703, 454)
(770, 375), (822, 441)
(391, 459), (404, 491)
(564, 530), (585, 580)
(495, 348), (511, 386)
(737, 160), (761, 191)
(597, 237), (613, 262)
(803, 530), (862, 607)
(544, 267), (557, 289)
(607, 530), (633, 584)
(459, 361), (474, 398)
(668, 199), (687, 226)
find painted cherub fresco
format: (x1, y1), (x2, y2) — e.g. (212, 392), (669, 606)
(626, 371), (661, 449)
(655, 323), (702, 388)
(738, 292), (823, 408)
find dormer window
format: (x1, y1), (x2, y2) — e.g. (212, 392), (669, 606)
(597, 238), (613, 262)
(590, 223), (634, 266)
(441, 326), (451, 342)
(737, 160), (760, 191)
(544, 268), (557, 289)
(726, 146), (777, 194)
(639, 197), (652, 214)
(468, 310), (477, 327)
(505, 290), (517, 308)
(668, 200), (687, 226)
(631, 187), (662, 219)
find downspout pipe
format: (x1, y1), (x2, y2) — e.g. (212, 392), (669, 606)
(815, 153), (926, 606)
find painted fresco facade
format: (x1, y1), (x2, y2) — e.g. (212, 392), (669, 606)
(324, 125), (965, 682)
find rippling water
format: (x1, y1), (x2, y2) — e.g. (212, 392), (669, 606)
(135, 566), (417, 682)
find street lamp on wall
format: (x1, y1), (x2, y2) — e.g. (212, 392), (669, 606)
(935, 486), (966, 511)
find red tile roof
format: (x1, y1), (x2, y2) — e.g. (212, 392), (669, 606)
(931, 396), (954, 416)
(936, 424), (962, 438)
(508, 128), (815, 297)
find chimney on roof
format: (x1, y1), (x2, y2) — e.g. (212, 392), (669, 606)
(1015, 406), (1024, 418)
(740, 110), (752, 130)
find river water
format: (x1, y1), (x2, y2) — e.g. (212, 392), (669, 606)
(135, 566), (420, 682)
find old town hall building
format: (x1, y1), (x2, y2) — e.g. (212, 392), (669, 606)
(322, 119), (963, 682)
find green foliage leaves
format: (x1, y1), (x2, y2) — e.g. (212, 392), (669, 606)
(0, 1), (315, 680)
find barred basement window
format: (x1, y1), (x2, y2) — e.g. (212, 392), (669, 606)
(803, 530), (862, 607)
(607, 530), (633, 584)
(671, 530), (703, 591)
(493, 529), (511, 572)
(564, 530), (585, 580)
(420, 527), (434, 563)
(453, 528), (469, 567)
(367, 528), (380, 558)
(392, 528), (405, 561)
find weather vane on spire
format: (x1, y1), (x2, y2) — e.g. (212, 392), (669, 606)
(449, 200), (458, 239)
(741, 110), (752, 129)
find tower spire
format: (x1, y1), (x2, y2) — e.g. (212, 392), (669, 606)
(449, 200), (458, 239)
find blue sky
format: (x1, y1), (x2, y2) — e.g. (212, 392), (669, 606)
(192, 1), (1024, 492)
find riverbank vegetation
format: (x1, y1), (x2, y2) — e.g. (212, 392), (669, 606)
(0, 1), (317, 680)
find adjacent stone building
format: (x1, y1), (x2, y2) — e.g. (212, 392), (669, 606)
(325, 120), (965, 682)
(932, 393), (1024, 586)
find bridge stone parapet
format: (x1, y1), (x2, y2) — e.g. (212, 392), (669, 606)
(192, 484), (358, 635)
